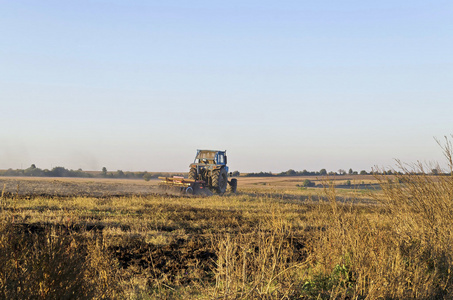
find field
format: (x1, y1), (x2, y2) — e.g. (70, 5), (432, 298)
(1, 171), (453, 299)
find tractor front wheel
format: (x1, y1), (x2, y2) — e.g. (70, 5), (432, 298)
(212, 168), (228, 194)
(188, 167), (197, 180)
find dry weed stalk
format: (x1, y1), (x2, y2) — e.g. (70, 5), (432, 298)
(0, 219), (121, 299)
(212, 206), (306, 299)
(297, 138), (453, 299)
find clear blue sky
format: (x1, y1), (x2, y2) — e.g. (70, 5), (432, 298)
(1, 1), (452, 172)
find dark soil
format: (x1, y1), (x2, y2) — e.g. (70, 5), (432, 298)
(111, 237), (217, 286)
(7, 222), (307, 289)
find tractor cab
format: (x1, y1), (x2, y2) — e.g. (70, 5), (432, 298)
(194, 150), (227, 167)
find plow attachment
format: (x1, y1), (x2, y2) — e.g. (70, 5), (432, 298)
(158, 176), (205, 195)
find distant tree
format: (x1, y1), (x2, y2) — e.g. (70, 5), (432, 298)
(24, 164), (44, 176)
(300, 169), (310, 176)
(143, 173), (152, 181)
(431, 169), (439, 175)
(348, 168), (353, 175)
(245, 171), (274, 177)
(48, 167), (70, 177)
(232, 171), (240, 177)
(5, 168), (16, 176)
(285, 169), (296, 176)
(101, 167), (107, 177)
(117, 170), (125, 178)
(338, 169), (346, 175)
(319, 169), (327, 176)
(360, 170), (368, 175)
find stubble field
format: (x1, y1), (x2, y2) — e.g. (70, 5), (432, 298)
(1, 171), (452, 299)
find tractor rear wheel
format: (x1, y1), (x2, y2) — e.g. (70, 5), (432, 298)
(230, 178), (237, 193)
(188, 167), (197, 180)
(212, 168), (228, 194)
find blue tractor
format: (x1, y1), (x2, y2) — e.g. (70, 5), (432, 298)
(188, 150), (237, 194)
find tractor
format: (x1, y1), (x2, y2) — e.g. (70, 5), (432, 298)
(188, 150), (237, 194)
(158, 149), (237, 195)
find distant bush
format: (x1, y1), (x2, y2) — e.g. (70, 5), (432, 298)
(302, 179), (315, 187)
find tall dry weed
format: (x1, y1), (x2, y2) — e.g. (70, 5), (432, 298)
(211, 206), (307, 299)
(0, 218), (121, 299)
(373, 138), (453, 298)
(304, 138), (453, 299)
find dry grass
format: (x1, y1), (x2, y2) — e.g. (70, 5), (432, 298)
(1, 148), (453, 299)
(0, 217), (121, 299)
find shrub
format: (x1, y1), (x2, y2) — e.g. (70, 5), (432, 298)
(302, 179), (315, 187)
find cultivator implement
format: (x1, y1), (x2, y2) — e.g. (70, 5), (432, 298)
(158, 176), (205, 195)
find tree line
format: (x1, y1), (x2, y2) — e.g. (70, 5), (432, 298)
(0, 165), (183, 181)
(242, 168), (429, 177)
(0, 165), (445, 179)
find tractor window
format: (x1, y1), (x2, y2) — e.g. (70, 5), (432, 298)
(218, 154), (225, 164)
(197, 152), (215, 159)
(196, 151), (216, 163)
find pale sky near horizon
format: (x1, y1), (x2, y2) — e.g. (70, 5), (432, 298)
(1, 1), (452, 173)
